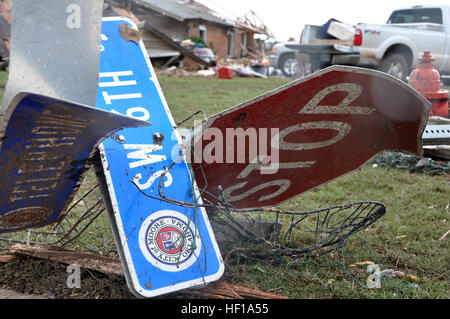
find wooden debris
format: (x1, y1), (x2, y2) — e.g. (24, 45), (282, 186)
(188, 281), (287, 299)
(9, 244), (286, 299)
(0, 255), (17, 263)
(9, 244), (123, 276)
(119, 23), (143, 43)
(349, 260), (375, 268)
(439, 229), (450, 241)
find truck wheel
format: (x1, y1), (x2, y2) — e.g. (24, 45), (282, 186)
(279, 53), (298, 77)
(379, 53), (409, 82)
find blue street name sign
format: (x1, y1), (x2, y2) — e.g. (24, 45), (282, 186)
(95, 17), (223, 297)
(0, 92), (148, 232)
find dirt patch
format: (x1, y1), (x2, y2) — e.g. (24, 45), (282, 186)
(0, 288), (47, 299)
(0, 255), (208, 299)
(0, 256), (136, 299)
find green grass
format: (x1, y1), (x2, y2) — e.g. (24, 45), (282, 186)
(0, 72), (449, 299)
(0, 71), (7, 101)
(158, 76), (291, 122)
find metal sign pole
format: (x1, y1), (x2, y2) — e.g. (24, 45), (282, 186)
(0, 0), (150, 232)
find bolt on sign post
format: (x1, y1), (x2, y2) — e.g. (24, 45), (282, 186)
(0, 0), (149, 232)
(94, 18), (223, 298)
(191, 66), (431, 210)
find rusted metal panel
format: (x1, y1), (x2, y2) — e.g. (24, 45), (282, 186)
(0, 93), (149, 232)
(191, 66), (430, 209)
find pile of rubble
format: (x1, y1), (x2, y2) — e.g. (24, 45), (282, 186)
(156, 58), (281, 79)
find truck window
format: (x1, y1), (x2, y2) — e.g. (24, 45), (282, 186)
(387, 8), (443, 24)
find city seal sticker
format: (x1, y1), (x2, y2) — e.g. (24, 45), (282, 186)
(139, 210), (202, 272)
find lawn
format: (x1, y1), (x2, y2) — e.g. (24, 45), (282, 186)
(0, 71), (448, 299)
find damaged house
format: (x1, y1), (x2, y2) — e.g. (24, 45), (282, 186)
(0, 0), (273, 70)
(104, 0), (271, 68)
(0, 0), (10, 67)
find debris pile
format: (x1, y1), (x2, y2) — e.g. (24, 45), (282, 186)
(156, 60), (278, 79)
(370, 151), (450, 174)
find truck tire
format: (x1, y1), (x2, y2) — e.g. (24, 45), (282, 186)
(379, 53), (409, 82)
(279, 53), (298, 77)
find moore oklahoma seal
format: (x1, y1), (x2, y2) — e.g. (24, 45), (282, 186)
(139, 210), (202, 272)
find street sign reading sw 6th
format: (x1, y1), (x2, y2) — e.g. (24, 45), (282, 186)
(95, 18), (223, 298)
(191, 66), (430, 210)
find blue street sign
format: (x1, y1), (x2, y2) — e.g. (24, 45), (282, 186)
(95, 17), (223, 297)
(0, 92), (149, 232)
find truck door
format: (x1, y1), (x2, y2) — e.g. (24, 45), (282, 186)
(388, 8), (447, 69)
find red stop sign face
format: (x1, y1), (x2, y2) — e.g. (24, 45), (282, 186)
(190, 66), (430, 210)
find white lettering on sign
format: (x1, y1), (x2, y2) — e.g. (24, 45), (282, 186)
(100, 70), (171, 193)
(132, 170), (173, 190)
(299, 83), (375, 115)
(271, 121), (351, 151)
(223, 179), (291, 203)
(102, 92), (142, 105)
(10, 109), (94, 203)
(124, 144), (166, 169)
(237, 156), (316, 179)
(223, 82), (374, 204)
(99, 71), (137, 87)
(100, 71), (142, 104)
(126, 107), (150, 121)
(100, 34), (108, 52)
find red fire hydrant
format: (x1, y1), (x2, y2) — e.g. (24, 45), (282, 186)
(408, 51), (449, 117)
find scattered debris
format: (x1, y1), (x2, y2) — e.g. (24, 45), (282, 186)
(0, 254), (16, 263)
(406, 275), (419, 282)
(9, 244), (124, 276)
(370, 152), (450, 174)
(379, 269), (405, 278)
(327, 21), (355, 41)
(349, 261), (375, 268)
(416, 157), (431, 168)
(439, 229), (450, 241)
(218, 66), (234, 79)
(0, 288), (46, 299)
(119, 23), (142, 43)
(7, 243), (285, 299)
(187, 281), (287, 299)
(156, 65), (217, 78)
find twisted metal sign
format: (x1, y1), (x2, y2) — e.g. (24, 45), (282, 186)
(0, 0), (149, 232)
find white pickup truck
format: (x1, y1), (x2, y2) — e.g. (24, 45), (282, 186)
(292, 5), (450, 82)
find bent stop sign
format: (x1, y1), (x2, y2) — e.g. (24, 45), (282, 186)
(191, 66), (430, 210)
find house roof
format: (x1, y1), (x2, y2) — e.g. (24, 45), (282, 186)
(134, 0), (235, 27)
